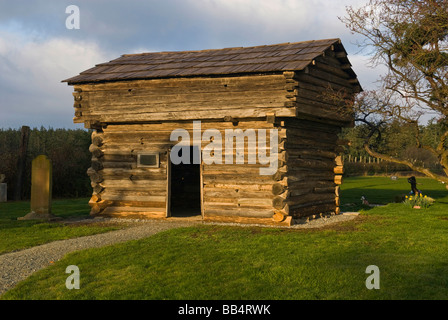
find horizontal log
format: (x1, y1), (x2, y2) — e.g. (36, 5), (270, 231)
(295, 100), (353, 123)
(282, 170), (335, 181)
(288, 202), (336, 218)
(101, 167), (166, 175)
(100, 179), (166, 189)
(314, 186), (336, 194)
(272, 183), (286, 195)
(334, 175), (343, 185)
(288, 187), (313, 197)
(86, 90), (287, 114)
(101, 144), (171, 153)
(335, 156), (343, 166)
(284, 158), (336, 170)
(272, 211), (286, 222)
(72, 92), (82, 101)
(203, 183), (272, 191)
(279, 148), (337, 160)
(237, 198), (273, 207)
(295, 73), (354, 94)
(103, 120), (276, 132)
(334, 166), (344, 174)
(89, 200), (111, 215)
(107, 200), (166, 208)
(204, 175), (274, 184)
(313, 60), (351, 80)
(279, 140), (339, 153)
(203, 207), (274, 218)
(100, 207), (166, 218)
(104, 175), (167, 182)
(305, 66), (354, 89)
(78, 74), (286, 92)
(204, 189), (273, 199)
(278, 128), (337, 144)
(73, 116), (84, 124)
(104, 189), (167, 197)
(281, 117), (341, 134)
(274, 192), (335, 209)
(203, 198), (273, 208)
(203, 166), (275, 176)
(286, 179), (335, 189)
(87, 168), (103, 183)
(80, 106), (296, 123)
(101, 193), (166, 203)
(203, 215), (292, 226)
(89, 144), (104, 158)
(273, 195), (288, 209)
(74, 108), (82, 117)
(91, 160), (103, 171)
(102, 162), (134, 169)
(92, 131), (104, 146)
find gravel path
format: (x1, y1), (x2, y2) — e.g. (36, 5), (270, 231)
(0, 213), (358, 297)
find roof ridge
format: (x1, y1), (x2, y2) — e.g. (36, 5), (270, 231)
(121, 38), (341, 57)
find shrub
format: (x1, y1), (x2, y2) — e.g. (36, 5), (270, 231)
(403, 193), (435, 209)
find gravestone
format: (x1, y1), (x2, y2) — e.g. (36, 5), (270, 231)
(0, 174), (6, 202)
(19, 155), (59, 221)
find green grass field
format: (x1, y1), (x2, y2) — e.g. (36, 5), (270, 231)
(0, 198), (121, 254)
(1, 176), (447, 300)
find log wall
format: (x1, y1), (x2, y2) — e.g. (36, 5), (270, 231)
(87, 121), (281, 221)
(72, 74), (294, 127)
(273, 118), (344, 218)
(74, 48), (357, 224)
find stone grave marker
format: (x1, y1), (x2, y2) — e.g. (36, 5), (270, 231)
(19, 155), (59, 220)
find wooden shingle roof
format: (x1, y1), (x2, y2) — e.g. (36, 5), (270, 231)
(63, 38), (359, 86)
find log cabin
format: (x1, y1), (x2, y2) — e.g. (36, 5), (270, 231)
(63, 38), (362, 226)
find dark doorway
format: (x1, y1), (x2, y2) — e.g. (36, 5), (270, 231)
(170, 146), (201, 217)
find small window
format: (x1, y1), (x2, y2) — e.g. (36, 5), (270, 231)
(137, 152), (159, 168)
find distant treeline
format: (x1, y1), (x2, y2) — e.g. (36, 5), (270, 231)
(0, 127), (92, 200)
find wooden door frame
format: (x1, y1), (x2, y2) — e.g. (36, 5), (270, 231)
(200, 154), (204, 219)
(166, 146), (203, 219)
(166, 149), (171, 218)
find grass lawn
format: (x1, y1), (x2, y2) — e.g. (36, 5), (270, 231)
(0, 198), (121, 254)
(1, 176), (448, 300)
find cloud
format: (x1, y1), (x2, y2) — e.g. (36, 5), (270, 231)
(0, 30), (109, 129)
(0, 0), (378, 129)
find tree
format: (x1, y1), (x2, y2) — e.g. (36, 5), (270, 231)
(339, 0), (448, 184)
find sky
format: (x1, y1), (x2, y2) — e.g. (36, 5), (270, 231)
(0, 0), (384, 130)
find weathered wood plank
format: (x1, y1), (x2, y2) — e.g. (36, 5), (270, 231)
(203, 207), (274, 218)
(203, 215), (292, 226)
(81, 107), (296, 123)
(77, 75), (287, 92)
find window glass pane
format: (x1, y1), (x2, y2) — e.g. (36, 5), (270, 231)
(138, 153), (159, 167)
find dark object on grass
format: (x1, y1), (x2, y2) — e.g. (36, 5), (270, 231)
(407, 176), (421, 195)
(361, 195), (369, 205)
